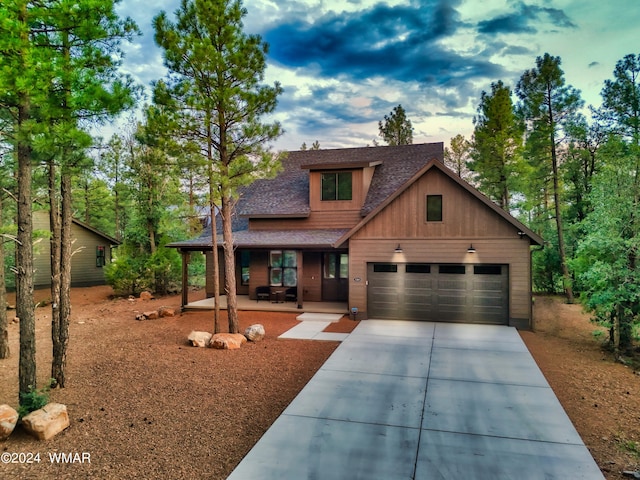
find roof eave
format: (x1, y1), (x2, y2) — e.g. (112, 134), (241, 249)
(335, 158), (544, 247)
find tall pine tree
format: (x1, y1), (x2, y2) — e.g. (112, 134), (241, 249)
(153, 0), (284, 333)
(517, 54), (583, 303)
(470, 81), (523, 210)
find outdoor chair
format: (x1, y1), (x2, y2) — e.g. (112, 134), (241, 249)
(256, 286), (270, 302)
(284, 287), (297, 303)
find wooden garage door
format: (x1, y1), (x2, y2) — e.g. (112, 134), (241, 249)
(367, 263), (509, 324)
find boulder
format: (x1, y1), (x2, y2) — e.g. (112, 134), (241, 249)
(158, 307), (175, 317)
(244, 324), (265, 342)
(139, 291), (154, 301)
(135, 310), (160, 321)
(188, 331), (212, 348)
(209, 333), (247, 350)
(21, 403), (70, 441)
(0, 404), (19, 440)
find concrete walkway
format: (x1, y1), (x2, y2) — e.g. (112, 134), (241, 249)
(228, 320), (604, 480)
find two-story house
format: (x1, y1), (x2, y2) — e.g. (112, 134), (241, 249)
(168, 142), (542, 329)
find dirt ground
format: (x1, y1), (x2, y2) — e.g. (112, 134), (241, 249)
(0, 287), (639, 479)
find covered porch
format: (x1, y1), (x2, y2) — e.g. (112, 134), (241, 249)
(182, 294), (349, 315)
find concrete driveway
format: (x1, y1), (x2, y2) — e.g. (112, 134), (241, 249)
(228, 320), (604, 479)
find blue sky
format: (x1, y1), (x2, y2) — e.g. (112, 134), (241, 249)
(113, 0), (639, 151)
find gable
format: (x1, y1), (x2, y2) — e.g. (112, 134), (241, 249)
(346, 162), (542, 244)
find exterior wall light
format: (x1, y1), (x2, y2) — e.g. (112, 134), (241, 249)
(467, 244), (476, 253)
(395, 244), (403, 253)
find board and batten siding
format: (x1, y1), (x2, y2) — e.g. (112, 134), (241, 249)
(32, 211), (115, 288)
(347, 168), (534, 328)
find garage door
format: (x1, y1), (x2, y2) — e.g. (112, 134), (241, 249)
(367, 263), (509, 324)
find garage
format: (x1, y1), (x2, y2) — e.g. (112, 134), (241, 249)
(367, 263), (509, 324)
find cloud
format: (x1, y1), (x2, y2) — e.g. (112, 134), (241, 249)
(478, 1), (576, 35)
(262, 0), (504, 87)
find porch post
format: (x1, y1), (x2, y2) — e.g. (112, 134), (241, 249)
(296, 250), (303, 309)
(181, 250), (189, 308)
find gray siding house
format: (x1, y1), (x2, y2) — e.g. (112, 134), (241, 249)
(33, 210), (120, 288)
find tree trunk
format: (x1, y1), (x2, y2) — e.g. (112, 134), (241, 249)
(52, 170), (72, 388)
(547, 90), (574, 303)
(0, 195), (9, 359)
(49, 159), (62, 386)
(613, 307), (621, 362)
(221, 195), (238, 333)
(210, 202), (221, 334)
(17, 97), (36, 397)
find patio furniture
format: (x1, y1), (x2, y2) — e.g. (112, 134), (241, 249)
(285, 287), (297, 303)
(256, 286), (270, 302)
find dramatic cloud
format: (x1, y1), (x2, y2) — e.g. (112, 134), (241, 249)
(109, 0), (626, 150)
(478, 1), (576, 34)
(263, 0), (504, 86)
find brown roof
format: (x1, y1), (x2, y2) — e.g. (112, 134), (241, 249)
(236, 143), (444, 218)
(168, 142), (543, 250)
(168, 229), (349, 250)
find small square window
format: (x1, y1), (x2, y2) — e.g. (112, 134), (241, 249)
(426, 195), (442, 222)
(321, 172), (352, 201)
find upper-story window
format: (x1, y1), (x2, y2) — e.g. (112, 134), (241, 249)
(321, 172), (352, 201)
(426, 194), (443, 222)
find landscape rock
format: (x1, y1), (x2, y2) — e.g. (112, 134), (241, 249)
(135, 310), (160, 321)
(0, 404), (19, 440)
(209, 333), (247, 350)
(158, 307), (175, 317)
(244, 324), (265, 342)
(139, 291), (154, 301)
(21, 403), (70, 440)
(188, 331), (212, 348)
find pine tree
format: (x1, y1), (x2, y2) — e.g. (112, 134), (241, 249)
(378, 105), (413, 146)
(517, 54), (583, 303)
(471, 81), (523, 210)
(154, 0), (283, 333)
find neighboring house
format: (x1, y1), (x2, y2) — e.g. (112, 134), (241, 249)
(33, 210), (120, 288)
(168, 143), (543, 329)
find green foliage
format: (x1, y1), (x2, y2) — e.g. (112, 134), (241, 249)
(104, 248), (148, 295)
(571, 137), (640, 350)
(18, 383), (51, 418)
(105, 242), (182, 296)
(187, 252), (206, 288)
(378, 104), (413, 146)
(470, 80), (523, 210)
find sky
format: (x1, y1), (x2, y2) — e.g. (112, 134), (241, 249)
(111, 0), (640, 151)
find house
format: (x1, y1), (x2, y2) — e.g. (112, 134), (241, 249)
(168, 143), (543, 329)
(32, 210), (120, 288)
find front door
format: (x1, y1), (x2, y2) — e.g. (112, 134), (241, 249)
(322, 253), (348, 301)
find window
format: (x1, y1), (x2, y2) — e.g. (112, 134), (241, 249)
(474, 265), (503, 275)
(321, 172), (352, 201)
(270, 250), (297, 286)
(373, 263), (398, 273)
(426, 195), (442, 222)
(406, 264), (431, 274)
(439, 265), (465, 274)
(324, 253), (349, 278)
(240, 251), (250, 286)
(96, 246), (106, 267)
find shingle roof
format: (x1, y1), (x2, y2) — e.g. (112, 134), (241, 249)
(168, 143), (445, 250)
(237, 143), (444, 218)
(168, 228), (350, 249)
